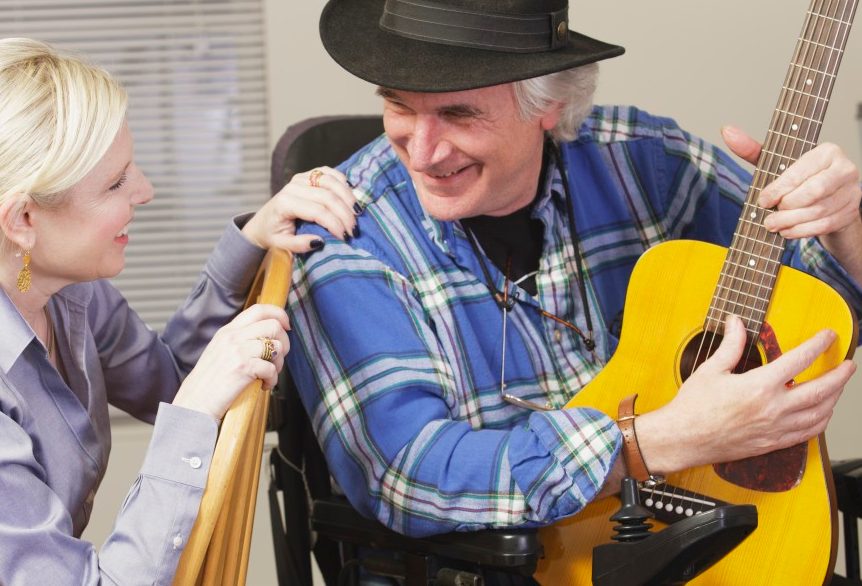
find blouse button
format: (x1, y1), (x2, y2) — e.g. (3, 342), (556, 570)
(188, 456), (202, 469)
(554, 330), (563, 343)
(173, 534), (183, 549)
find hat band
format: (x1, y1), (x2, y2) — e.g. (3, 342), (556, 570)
(379, 0), (570, 54)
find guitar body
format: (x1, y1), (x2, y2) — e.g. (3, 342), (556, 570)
(534, 239), (857, 585)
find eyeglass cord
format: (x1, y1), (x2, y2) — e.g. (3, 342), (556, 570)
(464, 136), (597, 353)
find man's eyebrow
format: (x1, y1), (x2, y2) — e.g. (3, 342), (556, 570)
(438, 103), (483, 118)
(376, 87), (483, 118)
(376, 87), (400, 101)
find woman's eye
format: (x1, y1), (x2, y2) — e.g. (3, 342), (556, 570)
(109, 174), (127, 191)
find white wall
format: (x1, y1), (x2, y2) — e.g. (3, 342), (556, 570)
(86, 2), (862, 584)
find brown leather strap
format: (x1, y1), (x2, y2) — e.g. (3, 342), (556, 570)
(617, 393), (651, 483)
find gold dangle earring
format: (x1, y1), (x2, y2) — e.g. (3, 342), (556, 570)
(16, 249), (32, 293)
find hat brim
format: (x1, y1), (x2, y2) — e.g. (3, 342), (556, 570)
(320, 0), (625, 93)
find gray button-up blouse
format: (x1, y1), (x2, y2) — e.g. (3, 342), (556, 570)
(0, 218), (266, 585)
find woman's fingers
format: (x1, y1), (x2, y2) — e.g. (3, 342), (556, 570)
(228, 303), (290, 331)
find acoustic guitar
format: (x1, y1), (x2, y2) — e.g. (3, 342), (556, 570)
(535, 0), (859, 583)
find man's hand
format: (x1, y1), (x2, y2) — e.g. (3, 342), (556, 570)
(635, 315), (855, 475)
(721, 125), (862, 283)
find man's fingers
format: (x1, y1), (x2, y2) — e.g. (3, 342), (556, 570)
(701, 315), (748, 374)
(764, 329), (838, 383)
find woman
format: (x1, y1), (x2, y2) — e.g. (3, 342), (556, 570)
(0, 38), (357, 584)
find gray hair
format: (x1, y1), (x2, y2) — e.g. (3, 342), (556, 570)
(513, 63), (599, 142)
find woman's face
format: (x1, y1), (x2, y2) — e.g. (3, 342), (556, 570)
(30, 122), (153, 289)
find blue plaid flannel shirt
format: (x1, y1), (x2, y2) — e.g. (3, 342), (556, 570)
(286, 106), (862, 537)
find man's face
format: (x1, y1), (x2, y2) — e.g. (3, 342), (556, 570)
(380, 83), (560, 221)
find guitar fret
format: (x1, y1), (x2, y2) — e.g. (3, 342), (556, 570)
(774, 108), (821, 125)
(789, 61), (837, 78)
(704, 314), (762, 338)
(807, 9), (854, 26)
(780, 86), (830, 102)
(714, 282), (772, 305)
(710, 300), (768, 322)
(798, 36), (845, 52)
(753, 169), (783, 182)
(766, 129), (818, 148)
(722, 254), (781, 276)
(760, 148), (800, 163)
(733, 225), (784, 248)
(707, 308), (766, 324)
(727, 235), (785, 257)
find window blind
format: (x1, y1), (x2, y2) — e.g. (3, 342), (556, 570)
(0, 0), (270, 331)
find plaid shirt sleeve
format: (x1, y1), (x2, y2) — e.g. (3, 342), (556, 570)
(287, 239), (621, 537)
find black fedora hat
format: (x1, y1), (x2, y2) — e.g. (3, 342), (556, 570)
(320, 0), (624, 93)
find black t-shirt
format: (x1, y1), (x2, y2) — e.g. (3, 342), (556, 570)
(462, 202), (544, 296)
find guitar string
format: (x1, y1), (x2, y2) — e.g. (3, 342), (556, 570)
(682, 0), (850, 515)
(724, 0), (844, 504)
(659, 0), (854, 516)
(709, 0), (840, 371)
(682, 0), (821, 512)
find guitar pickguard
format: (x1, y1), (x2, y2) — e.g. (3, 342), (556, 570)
(713, 322), (807, 492)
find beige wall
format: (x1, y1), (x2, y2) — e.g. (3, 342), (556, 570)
(269, 0), (862, 457)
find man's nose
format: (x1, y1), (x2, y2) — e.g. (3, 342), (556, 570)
(407, 116), (450, 171)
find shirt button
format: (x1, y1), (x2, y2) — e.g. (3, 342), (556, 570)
(173, 534), (183, 549)
(554, 330), (563, 343)
(187, 456), (202, 469)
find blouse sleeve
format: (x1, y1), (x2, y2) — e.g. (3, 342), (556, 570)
(0, 402), (217, 585)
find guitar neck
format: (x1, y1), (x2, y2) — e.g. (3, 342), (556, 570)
(707, 0), (860, 337)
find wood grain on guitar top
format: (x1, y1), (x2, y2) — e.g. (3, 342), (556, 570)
(534, 240), (856, 585)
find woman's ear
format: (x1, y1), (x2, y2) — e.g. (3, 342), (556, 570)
(0, 196), (36, 251)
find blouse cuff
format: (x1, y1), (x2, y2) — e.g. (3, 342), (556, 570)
(203, 214), (268, 295)
(140, 403), (219, 489)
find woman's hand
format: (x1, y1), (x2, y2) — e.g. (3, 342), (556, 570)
(241, 166), (362, 253)
(635, 315), (855, 475)
(172, 303), (290, 420)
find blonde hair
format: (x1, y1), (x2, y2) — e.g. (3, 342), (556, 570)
(0, 38), (127, 219)
(513, 63), (599, 142)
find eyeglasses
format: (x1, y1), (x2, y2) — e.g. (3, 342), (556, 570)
(496, 262), (598, 411)
(468, 136), (600, 412)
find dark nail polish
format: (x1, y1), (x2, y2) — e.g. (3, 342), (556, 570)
(272, 350), (278, 358)
(352, 225), (361, 238)
(346, 178), (356, 188)
(343, 231), (352, 242)
(310, 239), (325, 250)
(353, 202), (363, 215)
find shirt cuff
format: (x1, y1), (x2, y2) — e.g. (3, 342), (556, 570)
(203, 214), (268, 294)
(140, 403), (219, 489)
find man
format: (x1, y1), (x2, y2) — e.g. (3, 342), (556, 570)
(285, 0), (862, 548)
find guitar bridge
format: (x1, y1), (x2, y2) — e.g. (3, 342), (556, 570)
(639, 483), (730, 524)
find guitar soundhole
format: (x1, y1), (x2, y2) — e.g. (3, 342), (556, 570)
(679, 328), (807, 493)
(678, 330), (763, 383)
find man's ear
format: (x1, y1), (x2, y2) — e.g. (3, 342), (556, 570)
(0, 196), (36, 251)
(539, 101), (564, 132)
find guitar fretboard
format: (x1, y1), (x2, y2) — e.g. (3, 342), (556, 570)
(706, 0), (859, 339)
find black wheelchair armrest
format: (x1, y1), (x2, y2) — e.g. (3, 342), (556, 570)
(833, 458), (862, 583)
(311, 495), (542, 582)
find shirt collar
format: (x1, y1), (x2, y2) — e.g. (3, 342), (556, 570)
(0, 281), (93, 374)
(0, 286), (38, 374)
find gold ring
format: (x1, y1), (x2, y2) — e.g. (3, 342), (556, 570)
(258, 337), (275, 362)
(308, 169), (324, 188)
